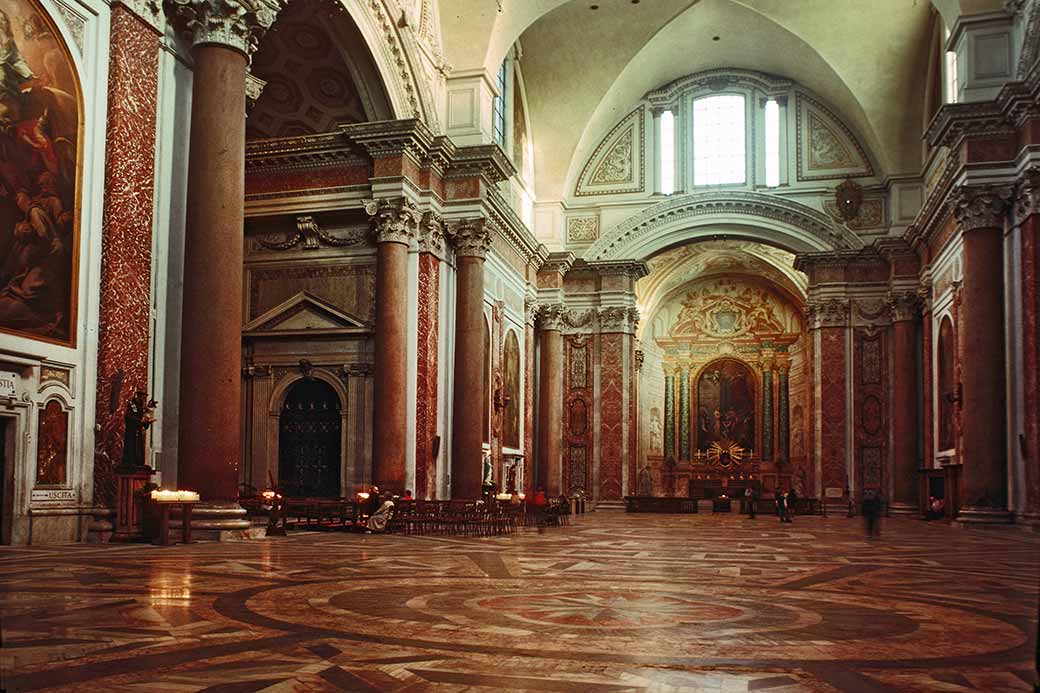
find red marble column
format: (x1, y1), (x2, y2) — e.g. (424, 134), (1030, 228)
(450, 221), (491, 499)
(808, 299), (850, 507)
(537, 306), (565, 495)
(951, 185), (1011, 523)
(889, 294), (920, 514)
(921, 289), (934, 472)
(371, 200), (418, 493)
(176, 43), (249, 501)
(1014, 173), (1040, 525)
(414, 217), (443, 500)
(93, 4), (161, 507)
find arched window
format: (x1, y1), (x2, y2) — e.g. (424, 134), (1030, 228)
(493, 59), (507, 146)
(502, 330), (521, 449)
(937, 317), (956, 451)
(692, 94), (746, 186)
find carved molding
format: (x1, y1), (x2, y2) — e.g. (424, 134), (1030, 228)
(448, 218), (492, 259)
(164, 0), (282, 56)
(256, 216), (366, 251)
(598, 306), (640, 334)
(806, 298), (850, 329)
(950, 184), (1013, 232)
(524, 299), (540, 327)
(371, 198), (420, 245)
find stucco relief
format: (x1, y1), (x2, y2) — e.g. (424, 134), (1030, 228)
(669, 277), (799, 339)
(566, 216), (599, 243)
(590, 127), (633, 185)
(807, 112), (854, 169)
(574, 106), (644, 197)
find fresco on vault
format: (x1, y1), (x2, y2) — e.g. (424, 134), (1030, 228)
(0, 0), (80, 345)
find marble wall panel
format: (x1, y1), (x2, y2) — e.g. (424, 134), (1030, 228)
(414, 253), (439, 500)
(854, 329), (888, 497)
(818, 327), (848, 495)
(599, 333), (624, 500)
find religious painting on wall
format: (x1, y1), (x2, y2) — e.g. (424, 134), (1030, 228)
(0, 1), (81, 345)
(502, 330), (520, 449)
(696, 359), (755, 453)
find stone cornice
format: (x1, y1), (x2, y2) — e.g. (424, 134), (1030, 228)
(341, 119), (435, 163)
(540, 252), (576, 277)
(446, 144), (516, 185)
(950, 184), (1013, 232)
(447, 218), (492, 259)
(792, 248), (885, 275)
(371, 197), (420, 246)
(164, 0), (281, 56)
(482, 187), (546, 270)
(244, 132), (365, 173)
(585, 260), (650, 281)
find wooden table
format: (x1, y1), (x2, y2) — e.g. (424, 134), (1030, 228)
(151, 500), (199, 546)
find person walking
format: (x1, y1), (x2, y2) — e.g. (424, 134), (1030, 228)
(862, 489), (882, 537)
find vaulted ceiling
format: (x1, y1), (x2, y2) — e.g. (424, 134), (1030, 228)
(439, 0), (996, 201)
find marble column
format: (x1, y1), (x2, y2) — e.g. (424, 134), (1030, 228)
(951, 185), (1012, 523)
(678, 369), (690, 460)
(450, 221), (492, 499)
(1014, 170), (1040, 526)
(371, 199), (419, 493)
(778, 363), (790, 464)
(663, 371), (675, 460)
(167, 0), (276, 502)
(761, 364), (774, 461)
(537, 305), (566, 495)
(889, 292), (920, 515)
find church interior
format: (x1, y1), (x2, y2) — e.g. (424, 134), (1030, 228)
(1, 0), (1039, 690)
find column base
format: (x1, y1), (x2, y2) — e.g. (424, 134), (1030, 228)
(954, 506), (1013, 528)
(170, 502), (258, 541)
(888, 502), (920, 517)
(1013, 511), (1040, 531)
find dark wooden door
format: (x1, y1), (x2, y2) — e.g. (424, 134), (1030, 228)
(278, 379), (342, 497)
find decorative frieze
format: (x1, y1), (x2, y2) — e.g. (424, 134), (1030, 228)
(371, 198), (420, 245)
(567, 216), (599, 243)
(164, 0), (281, 56)
(598, 306), (640, 334)
(448, 219), (492, 258)
(950, 184), (1013, 232)
(256, 216), (366, 251)
(806, 298), (850, 329)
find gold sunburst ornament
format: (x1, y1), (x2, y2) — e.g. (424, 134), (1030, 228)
(708, 440), (744, 466)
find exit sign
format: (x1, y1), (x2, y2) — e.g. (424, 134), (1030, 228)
(0, 370), (17, 398)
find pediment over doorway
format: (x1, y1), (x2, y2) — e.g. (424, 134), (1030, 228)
(243, 291), (369, 337)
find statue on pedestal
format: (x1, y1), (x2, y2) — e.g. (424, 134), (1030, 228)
(119, 390), (156, 471)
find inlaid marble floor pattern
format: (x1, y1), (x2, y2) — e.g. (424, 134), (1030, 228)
(0, 512), (1037, 692)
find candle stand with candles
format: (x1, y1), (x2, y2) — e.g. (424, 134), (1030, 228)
(146, 490), (201, 546)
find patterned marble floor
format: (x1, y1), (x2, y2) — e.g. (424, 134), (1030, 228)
(0, 513), (1037, 692)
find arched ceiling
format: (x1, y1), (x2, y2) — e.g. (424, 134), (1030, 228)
(247, 0), (391, 140)
(520, 0), (935, 199)
(637, 239), (805, 338)
(450, 0), (935, 200)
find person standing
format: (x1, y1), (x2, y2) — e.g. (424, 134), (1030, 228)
(863, 489), (882, 537)
(745, 486), (757, 519)
(774, 488), (783, 521)
(787, 487), (798, 520)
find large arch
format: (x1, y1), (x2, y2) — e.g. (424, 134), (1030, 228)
(586, 191), (859, 262)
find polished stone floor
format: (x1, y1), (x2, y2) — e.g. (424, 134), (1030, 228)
(0, 512), (1037, 692)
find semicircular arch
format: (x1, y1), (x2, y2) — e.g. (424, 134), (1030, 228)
(586, 191), (860, 262)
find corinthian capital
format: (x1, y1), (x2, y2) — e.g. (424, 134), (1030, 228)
(538, 304), (569, 331)
(417, 212), (445, 256)
(164, 0), (282, 56)
(370, 198), (420, 246)
(950, 184), (1012, 233)
(887, 290), (920, 323)
(1013, 167), (1040, 226)
(448, 219), (492, 259)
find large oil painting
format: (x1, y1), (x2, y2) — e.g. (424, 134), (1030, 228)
(696, 359), (756, 453)
(0, 0), (80, 345)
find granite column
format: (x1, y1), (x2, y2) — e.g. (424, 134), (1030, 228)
(537, 306), (565, 495)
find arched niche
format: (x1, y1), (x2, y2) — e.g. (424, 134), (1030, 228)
(937, 316), (956, 453)
(502, 329), (521, 450)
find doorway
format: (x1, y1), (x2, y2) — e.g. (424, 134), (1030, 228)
(278, 379), (342, 497)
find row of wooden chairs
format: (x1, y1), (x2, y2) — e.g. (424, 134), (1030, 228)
(389, 500), (526, 536)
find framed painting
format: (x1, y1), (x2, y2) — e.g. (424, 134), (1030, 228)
(0, 0), (82, 346)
